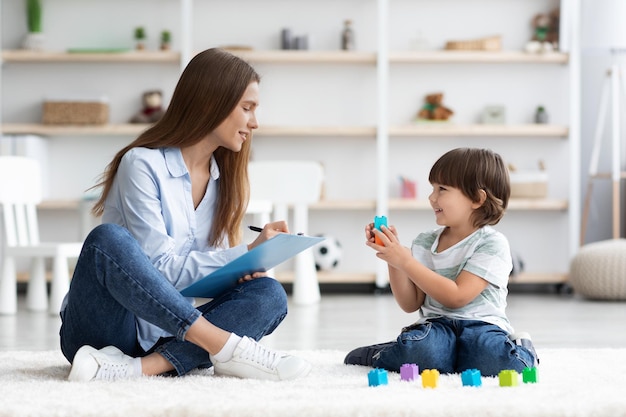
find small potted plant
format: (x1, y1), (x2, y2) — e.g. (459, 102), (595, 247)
(22, 0), (45, 50)
(160, 30), (171, 51)
(134, 27), (146, 50)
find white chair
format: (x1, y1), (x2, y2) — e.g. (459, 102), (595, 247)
(248, 160), (324, 305)
(0, 156), (83, 315)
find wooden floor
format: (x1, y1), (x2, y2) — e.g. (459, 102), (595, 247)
(1, 289), (625, 353)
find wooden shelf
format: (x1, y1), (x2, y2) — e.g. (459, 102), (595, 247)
(390, 124), (569, 138)
(2, 49), (568, 65)
(510, 272), (568, 284)
(276, 271), (376, 284)
(2, 49), (180, 63)
(2, 123), (566, 138)
(39, 198), (568, 212)
(390, 50), (569, 64)
(256, 125), (376, 137)
(275, 271), (566, 285)
(1, 123), (150, 136)
(228, 49), (377, 64)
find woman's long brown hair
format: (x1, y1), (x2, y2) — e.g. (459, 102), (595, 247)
(92, 48), (260, 248)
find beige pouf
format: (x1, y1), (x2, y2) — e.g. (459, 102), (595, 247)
(570, 239), (626, 300)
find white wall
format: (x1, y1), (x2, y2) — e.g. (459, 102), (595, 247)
(2, 0), (608, 278)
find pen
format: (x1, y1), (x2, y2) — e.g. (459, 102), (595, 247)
(248, 225), (304, 236)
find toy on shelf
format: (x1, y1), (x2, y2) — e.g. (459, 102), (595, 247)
(525, 8), (559, 53)
(416, 93), (454, 121)
(130, 90), (165, 124)
(312, 235), (342, 271)
(444, 35), (501, 51)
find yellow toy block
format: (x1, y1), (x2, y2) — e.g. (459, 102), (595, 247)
(498, 370), (519, 387)
(421, 369), (440, 388)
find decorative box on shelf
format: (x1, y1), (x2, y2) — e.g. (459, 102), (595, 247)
(42, 95), (109, 125)
(509, 171), (548, 199)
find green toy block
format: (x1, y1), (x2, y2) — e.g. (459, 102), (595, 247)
(523, 367), (538, 383)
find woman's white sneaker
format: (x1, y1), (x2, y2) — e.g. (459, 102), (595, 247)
(211, 336), (311, 381)
(68, 345), (142, 381)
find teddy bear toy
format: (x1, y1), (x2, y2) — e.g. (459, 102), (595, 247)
(416, 92), (454, 121)
(130, 90), (165, 123)
(525, 7), (559, 53)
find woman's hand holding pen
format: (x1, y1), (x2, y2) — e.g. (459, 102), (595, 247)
(247, 220), (289, 251)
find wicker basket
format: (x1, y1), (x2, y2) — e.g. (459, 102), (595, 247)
(509, 171), (548, 198)
(43, 99), (109, 125)
(570, 239), (626, 300)
(445, 35), (502, 51)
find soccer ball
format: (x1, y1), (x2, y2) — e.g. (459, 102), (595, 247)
(312, 235), (342, 271)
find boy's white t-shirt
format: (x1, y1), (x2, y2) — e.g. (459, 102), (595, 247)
(409, 225), (514, 334)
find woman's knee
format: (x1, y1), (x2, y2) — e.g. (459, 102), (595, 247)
(240, 277), (287, 311)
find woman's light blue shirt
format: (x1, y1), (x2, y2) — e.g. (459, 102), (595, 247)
(102, 146), (247, 349)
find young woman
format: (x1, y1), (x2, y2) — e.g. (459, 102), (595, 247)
(344, 148), (538, 376)
(60, 48), (311, 382)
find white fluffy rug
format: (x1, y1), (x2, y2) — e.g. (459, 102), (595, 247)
(1, 348), (625, 417)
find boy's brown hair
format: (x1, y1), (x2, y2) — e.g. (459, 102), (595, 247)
(428, 148), (510, 228)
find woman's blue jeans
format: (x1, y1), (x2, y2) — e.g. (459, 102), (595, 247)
(373, 318), (536, 377)
(59, 223), (288, 376)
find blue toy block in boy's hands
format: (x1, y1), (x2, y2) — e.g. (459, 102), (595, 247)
(373, 215), (388, 246)
(368, 368), (388, 387)
(461, 369), (482, 387)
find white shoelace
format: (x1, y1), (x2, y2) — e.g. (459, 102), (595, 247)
(240, 340), (283, 370)
(95, 360), (131, 381)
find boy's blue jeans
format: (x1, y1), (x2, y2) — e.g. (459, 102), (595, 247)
(373, 318), (536, 377)
(60, 223), (288, 376)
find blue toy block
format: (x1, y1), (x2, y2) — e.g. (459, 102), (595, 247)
(368, 368), (388, 387)
(498, 370), (519, 387)
(400, 363), (420, 381)
(461, 368), (482, 387)
(522, 367), (538, 383)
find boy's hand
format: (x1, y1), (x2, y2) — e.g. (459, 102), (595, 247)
(367, 225), (410, 270)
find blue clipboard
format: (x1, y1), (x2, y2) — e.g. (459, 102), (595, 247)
(180, 233), (325, 298)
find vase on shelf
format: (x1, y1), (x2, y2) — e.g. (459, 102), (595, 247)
(22, 0), (44, 51)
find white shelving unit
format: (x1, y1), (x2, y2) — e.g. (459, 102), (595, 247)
(0, 0), (580, 288)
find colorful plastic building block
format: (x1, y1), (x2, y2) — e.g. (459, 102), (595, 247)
(368, 368), (388, 387)
(461, 368), (482, 387)
(421, 369), (439, 388)
(498, 370), (519, 387)
(400, 363), (420, 381)
(522, 367), (538, 383)
(374, 215), (388, 246)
